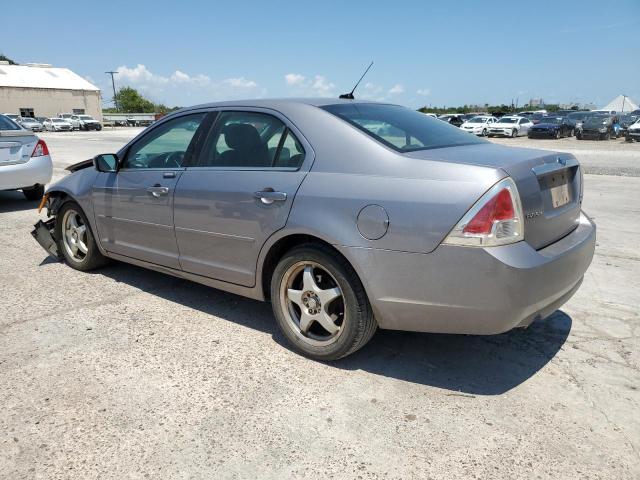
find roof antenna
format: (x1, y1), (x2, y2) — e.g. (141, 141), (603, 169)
(339, 61), (373, 99)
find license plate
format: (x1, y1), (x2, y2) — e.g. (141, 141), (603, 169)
(550, 182), (571, 208)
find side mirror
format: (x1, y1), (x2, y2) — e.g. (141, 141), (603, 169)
(93, 154), (118, 172)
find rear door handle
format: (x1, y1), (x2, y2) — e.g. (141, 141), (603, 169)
(147, 185), (170, 197)
(254, 190), (287, 205)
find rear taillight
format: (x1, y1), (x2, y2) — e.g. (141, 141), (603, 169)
(31, 139), (49, 157)
(443, 177), (524, 247)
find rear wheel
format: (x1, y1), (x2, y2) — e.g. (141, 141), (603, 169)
(55, 202), (109, 271)
(22, 184), (44, 201)
(271, 245), (376, 361)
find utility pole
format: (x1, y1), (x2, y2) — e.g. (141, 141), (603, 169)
(621, 94), (627, 113)
(105, 71), (118, 111)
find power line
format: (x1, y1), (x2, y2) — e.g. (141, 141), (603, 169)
(105, 71), (118, 111)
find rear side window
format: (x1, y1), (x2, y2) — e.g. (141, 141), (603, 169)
(196, 111), (305, 169)
(0, 114), (20, 131)
(321, 103), (485, 152)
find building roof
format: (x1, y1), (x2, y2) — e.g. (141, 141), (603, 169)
(600, 95), (638, 113)
(0, 64), (100, 91)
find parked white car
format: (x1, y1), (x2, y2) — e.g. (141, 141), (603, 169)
(44, 118), (73, 132)
(488, 116), (533, 137)
(77, 114), (103, 131)
(460, 116), (498, 136)
(0, 114), (52, 200)
(58, 113), (81, 130)
(626, 118), (640, 142)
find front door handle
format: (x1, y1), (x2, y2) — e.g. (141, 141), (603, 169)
(147, 185), (170, 197)
(254, 189), (287, 205)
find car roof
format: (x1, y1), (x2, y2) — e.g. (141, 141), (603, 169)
(183, 97), (385, 112)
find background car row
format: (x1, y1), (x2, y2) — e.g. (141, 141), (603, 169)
(1, 112), (102, 132)
(435, 109), (640, 142)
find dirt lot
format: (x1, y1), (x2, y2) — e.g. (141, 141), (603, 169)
(1, 128), (639, 479)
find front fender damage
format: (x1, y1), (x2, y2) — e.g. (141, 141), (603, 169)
(31, 218), (60, 259)
(30, 194), (64, 260)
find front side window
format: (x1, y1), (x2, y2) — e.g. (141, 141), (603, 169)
(197, 111), (305, 168)
(322, 104), (485, 152)
(123, 113), (205, 169)
(0, 114), (20, 130)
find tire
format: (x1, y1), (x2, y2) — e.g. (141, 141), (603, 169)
(570, 128), (575, 137)
(511, 129), (518, 138)
(604, 132), (610, 141)
(270, 244), (377, 361)
(22, 184), (44, 201)
(576, 133), (582, 140)
(482, 128), (487, 136)
(555, 130), (561, 139)
(96, 125), (102, 131)
(55, 201), (109, 271)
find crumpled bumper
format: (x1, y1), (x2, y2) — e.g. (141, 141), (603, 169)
(31, 219), (60, 259)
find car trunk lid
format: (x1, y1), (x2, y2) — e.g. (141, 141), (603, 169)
(405, 143), (582, 250)
(0, 131), (37, 166)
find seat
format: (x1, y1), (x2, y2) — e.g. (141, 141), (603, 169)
(217, 123), (270, 167)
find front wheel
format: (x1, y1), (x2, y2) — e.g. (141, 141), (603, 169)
(482, 128), (487, 136)
(511, 129), (518, 138)
(555, 130), (561, 139)
(55, 202), (109, 271)
(271, 245), (377, 360)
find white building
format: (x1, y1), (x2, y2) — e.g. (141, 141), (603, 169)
(0, 62), (101, 120)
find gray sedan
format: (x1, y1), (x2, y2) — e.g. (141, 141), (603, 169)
(31, 99), (595, 360)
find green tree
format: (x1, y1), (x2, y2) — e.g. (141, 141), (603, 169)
(114, 87), (156, 113)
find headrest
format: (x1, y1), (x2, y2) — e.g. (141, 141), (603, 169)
(222, 123), (262, 151)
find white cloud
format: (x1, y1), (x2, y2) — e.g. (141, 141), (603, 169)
(223, 77), (258, 89)
(311, 75), (335, 96)
(388, 84), (404, 95)
(113, 64), (261, 104)
(284, 73), (306, 86)
(284, 73), (335, 97)
(416, 88), (431, 96)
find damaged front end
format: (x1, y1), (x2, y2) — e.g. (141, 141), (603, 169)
(31, 194), (62, 260)
(31, 218), (59, 259)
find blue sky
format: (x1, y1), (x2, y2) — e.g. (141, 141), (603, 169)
(3, 0), (640, 109)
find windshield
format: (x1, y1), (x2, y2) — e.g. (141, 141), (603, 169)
(79, 115), (94, 120)
(567, 112), (589, 120)
(584, 117), (610, 126)
(467, 117), (487, 123)
(321, 104), (486, 152)
(498, 117), (517, 124)
(52, 119), (66, 123)
(540, 117), (561, 124)
(0, 114), (21, 130)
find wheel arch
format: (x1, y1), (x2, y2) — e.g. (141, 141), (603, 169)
(258, 230), (366, 302)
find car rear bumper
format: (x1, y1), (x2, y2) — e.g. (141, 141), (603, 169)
(0, 155), (53, 190)
(338, 211), (595, 334)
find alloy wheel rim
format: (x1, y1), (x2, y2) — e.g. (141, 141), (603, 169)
(280, 261), (345, 346)
(62, 209), (88, 262)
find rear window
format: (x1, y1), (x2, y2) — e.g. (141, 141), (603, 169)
(321, 103), (485, 152)
(0, 114), (20, 131)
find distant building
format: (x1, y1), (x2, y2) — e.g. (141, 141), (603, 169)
(528, 98), (544, 107)
(0, 62), (101, 120)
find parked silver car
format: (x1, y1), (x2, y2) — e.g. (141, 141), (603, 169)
(32, 99), (595, 360)
(17, 117), (44, 132)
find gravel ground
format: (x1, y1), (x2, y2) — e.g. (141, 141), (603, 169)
(1, 128), (638, 479)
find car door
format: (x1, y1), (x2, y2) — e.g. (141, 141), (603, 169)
(173, 109), (312, 286)
(92, 112), (207, 269)
(519, 118), (531, 135)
